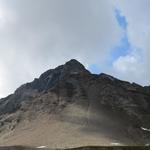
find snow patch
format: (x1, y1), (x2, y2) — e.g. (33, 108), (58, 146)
(141, 127), (150, 132)
(110, 142), (121, 146)
(37, 146), (47, 148)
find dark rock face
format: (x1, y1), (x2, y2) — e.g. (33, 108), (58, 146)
(0, 59), (150, 145)
(0, 59), (90, 114)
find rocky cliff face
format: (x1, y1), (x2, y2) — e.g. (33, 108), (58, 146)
(0, 59), (150, 147)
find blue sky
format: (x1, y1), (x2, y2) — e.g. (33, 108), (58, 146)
(89, 9), (130, 74)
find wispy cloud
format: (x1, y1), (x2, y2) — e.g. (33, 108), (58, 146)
(0, 0), (122, 97)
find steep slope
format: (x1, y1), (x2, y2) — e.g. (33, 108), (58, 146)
(0, 59), (150, 148)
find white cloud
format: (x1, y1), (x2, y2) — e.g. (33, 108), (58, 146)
(0, 0), (122, 97)
(113, 55), (138, 73)
(112, 52), (145, 83)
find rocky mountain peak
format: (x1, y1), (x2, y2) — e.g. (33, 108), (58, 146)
(13, 59), (90, 98)
(64, 59), (86, 71)
(61, 59), (90, 75)
(33, 59), (90, 91)
(39, 59), (89, 80)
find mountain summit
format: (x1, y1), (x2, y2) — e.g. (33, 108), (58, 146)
(0, 59), (150, 148)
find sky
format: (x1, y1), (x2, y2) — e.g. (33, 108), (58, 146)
(0, 0), (150, 98)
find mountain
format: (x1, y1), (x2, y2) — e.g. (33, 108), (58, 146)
(0, 59), (150, 149)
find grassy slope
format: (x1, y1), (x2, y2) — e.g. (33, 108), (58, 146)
(0, 146), (150, 150)
(66, 146), (150, 150)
